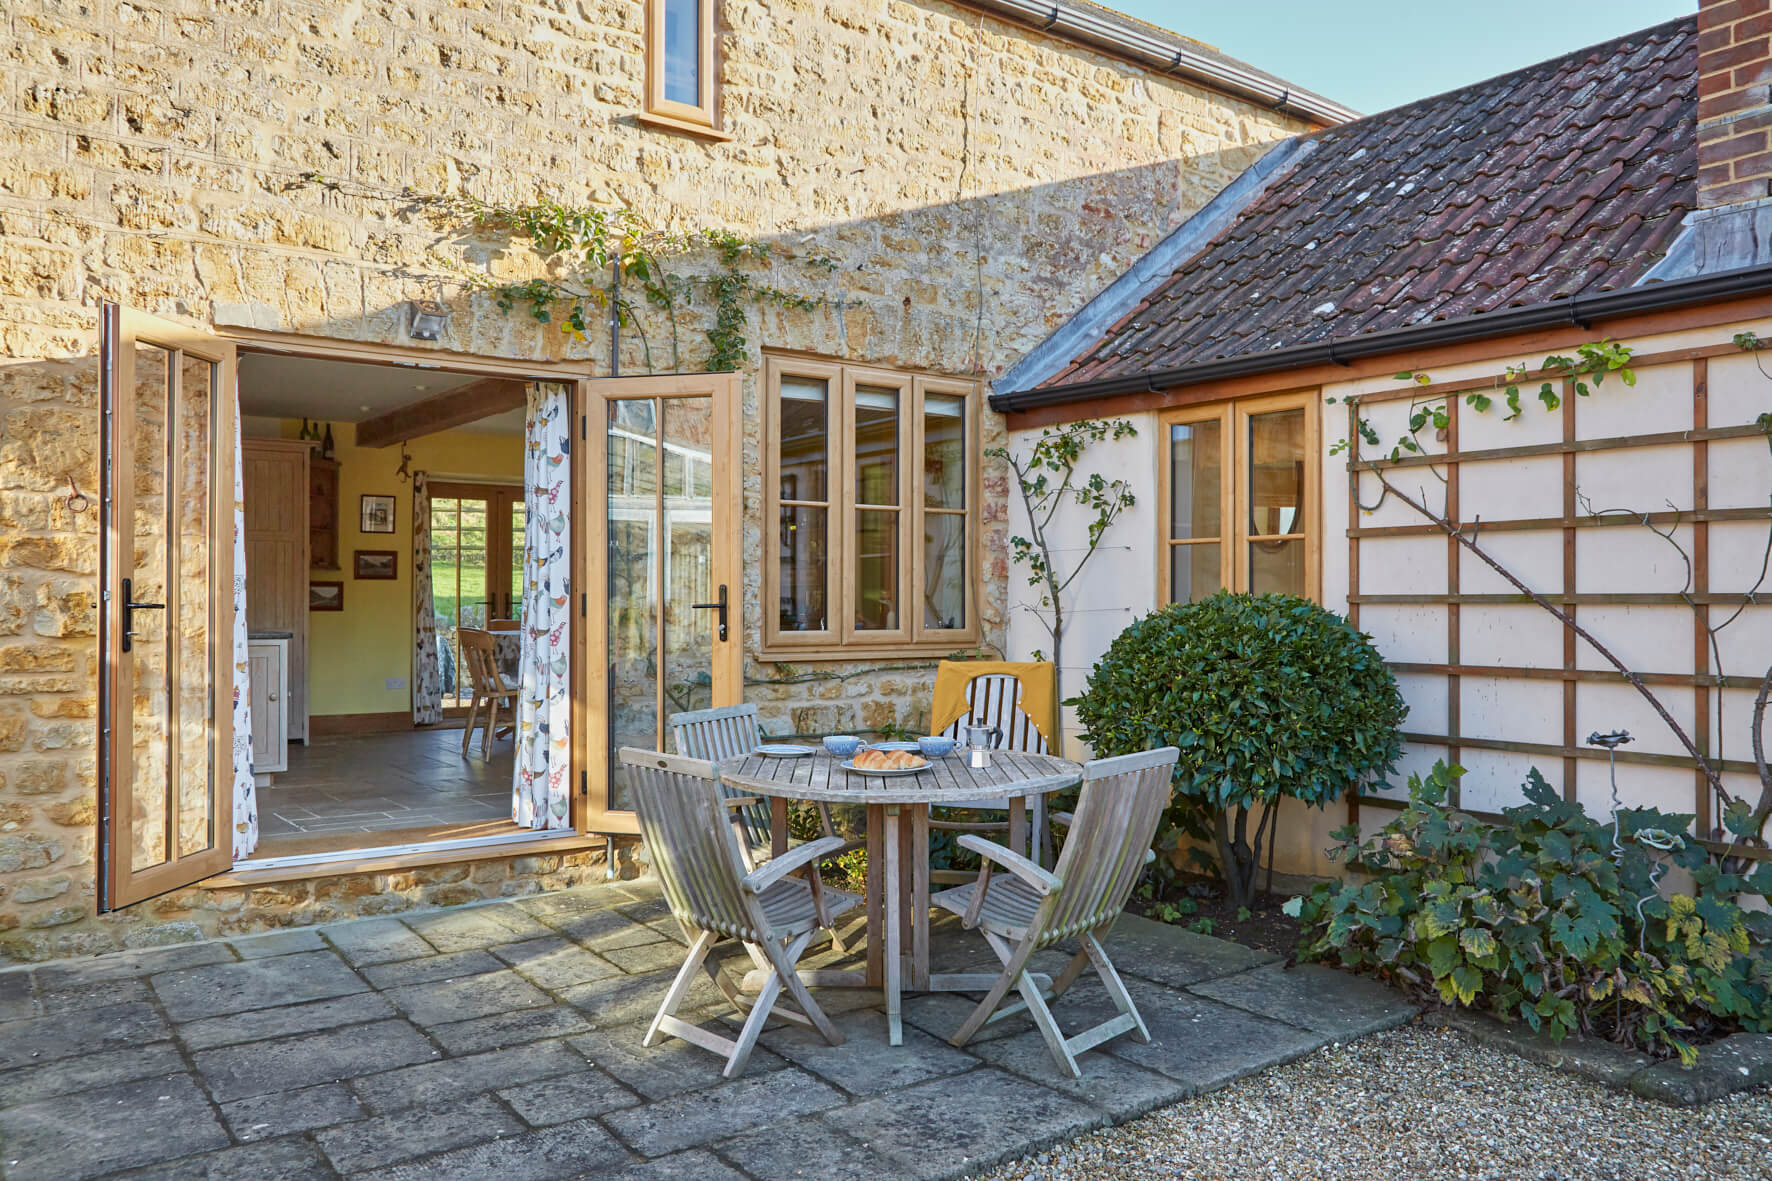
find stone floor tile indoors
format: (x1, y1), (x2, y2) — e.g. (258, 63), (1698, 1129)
(0, 883), (1418, 1180)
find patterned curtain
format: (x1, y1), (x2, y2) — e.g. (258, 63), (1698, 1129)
(412, 470), (442, 724)
(230, 413), (258, 860)
(513, 382), (572, 830)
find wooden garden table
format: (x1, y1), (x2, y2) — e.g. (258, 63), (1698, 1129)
(717, 749), (1082, 1044)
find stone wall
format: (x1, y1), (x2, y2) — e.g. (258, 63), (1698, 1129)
(0, 0), (1308, 958)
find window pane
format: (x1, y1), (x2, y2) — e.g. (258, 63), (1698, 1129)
(1169, 543), (1221, 605)
(130, 343), (171, 873)
(923, 512), (966, 629)
(779, 377), (828, 503)
(855, 508), (898, 630)
(663, 0), (701, 106)
(924, 393), (965, 509)
(1249, 408), (1305, 536)
(1169, 419), (1221, 539)
(778, 505), (828, 632)
(175, 354), (216, 858)
(1250, 539), (1305, 596)
(855, 385), (898, 506)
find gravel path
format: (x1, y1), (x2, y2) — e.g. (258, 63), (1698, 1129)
(976, 1023), (1772, 1181)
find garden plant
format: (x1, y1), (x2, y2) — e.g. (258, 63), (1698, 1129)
(1074, 592), (1408, 910)
(1289, 762), (1772, 1062)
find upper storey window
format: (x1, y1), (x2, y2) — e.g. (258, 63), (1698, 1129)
(645, 0), (721, 135)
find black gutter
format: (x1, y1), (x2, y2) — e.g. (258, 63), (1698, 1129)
(989, 263), (1772, 414)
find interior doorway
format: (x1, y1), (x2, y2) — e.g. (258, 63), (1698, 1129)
(234, 351), (560, 859)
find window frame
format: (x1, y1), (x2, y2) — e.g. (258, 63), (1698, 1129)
(1157, 390), (1321, 605)
(762, 354), (981, 660)
(642, 0), (723, 136)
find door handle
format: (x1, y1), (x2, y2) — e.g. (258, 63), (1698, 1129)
(691, 584), (729, 642)
(120, 577), (165, 653)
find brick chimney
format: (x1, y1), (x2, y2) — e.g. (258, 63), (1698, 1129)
(1685, 0), (1772, 271)
(1699, 0), (1772, 204)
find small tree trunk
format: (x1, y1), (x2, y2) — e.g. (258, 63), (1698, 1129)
(1214, 805), (1259, 910)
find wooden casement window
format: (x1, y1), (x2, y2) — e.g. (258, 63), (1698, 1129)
(763, 356), (980, 658)
(642, 0), (723, 136)
(1158, 391), (1321, 604)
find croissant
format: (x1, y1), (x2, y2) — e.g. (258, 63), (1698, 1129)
(853, 748), (926, 771)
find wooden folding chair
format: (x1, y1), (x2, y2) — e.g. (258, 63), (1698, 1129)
(458, 627), (519, 756)
(930, 667), (1053, 879)
(618, 748), (860, 1078)
(932, 746), (1179, 1077)
(669, 704), (858, 871)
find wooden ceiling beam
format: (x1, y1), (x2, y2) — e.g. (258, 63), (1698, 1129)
(353, 378), (529, 448)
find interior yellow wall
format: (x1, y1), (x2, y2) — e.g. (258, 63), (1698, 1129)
(268, 420), (525, 717)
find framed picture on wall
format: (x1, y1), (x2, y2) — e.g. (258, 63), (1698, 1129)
(360, 494), (396, 534)
(309, 581), (344, 611)
(354, 550), (398, 580)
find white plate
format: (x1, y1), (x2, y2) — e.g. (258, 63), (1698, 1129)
(841, 757), (929, 777)
(755, 744), (815, 758)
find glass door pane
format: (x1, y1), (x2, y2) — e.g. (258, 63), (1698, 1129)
(99, 304), (234, 909)
(130, 342), (173, 873)
(508, 495), (526, 622)
(430, 493), (493, 710)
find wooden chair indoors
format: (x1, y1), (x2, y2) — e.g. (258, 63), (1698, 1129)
(933, 746), (1180, 1078)
(458, 627), (519, 756)
(618, 748), (858, 1078)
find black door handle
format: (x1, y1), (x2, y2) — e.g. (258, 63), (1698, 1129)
(120, 576), (165, 653)
(690, 584), (728, 641)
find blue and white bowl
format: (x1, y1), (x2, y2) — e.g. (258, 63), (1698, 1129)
(916, 736), (958, 758)
(822, 735), (865, 758)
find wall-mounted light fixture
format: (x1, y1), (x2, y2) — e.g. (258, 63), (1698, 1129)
(406, 300), (452, 341)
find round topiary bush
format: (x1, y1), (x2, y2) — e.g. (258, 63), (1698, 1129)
(1075, 591), (1407, 908)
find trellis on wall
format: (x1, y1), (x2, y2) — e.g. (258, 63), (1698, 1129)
(1341, 341), (1772, 860)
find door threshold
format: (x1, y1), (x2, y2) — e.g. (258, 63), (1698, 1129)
(209, 826), (588, 883)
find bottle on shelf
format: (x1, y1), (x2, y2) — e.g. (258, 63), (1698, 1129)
(321, 422), (335, 460)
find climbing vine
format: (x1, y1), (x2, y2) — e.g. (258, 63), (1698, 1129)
(298, 175), (839, 372)
(1333, 335), (1772, 859)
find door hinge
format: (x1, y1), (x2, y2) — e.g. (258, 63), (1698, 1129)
(580, 769), (588, 797)
(580, 415), (587, 441)
(580, 592), (587, 617)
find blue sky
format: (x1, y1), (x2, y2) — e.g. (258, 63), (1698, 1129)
(1111, 1), (1694, 115)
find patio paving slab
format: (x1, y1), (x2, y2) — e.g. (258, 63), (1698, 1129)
(1188, 961), (1422, 1038)
(194, 1018), (436, 1102)
(314, 1093), (524, 1173)
(150, 948), (367, 1021)
(219, 1082), (367, 1142)
(175, 990), (396, 1051)
(0, 1072), (229, 1181)
(0, 877), (1418, 1180)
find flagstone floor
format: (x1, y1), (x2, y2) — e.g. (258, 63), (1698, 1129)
(0, 882), (1417, 1180)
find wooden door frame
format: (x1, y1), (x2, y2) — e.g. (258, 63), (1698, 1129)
(99, 305), (238, 910)
(221, 333), (595, 837)
(579, 373), (744, 836)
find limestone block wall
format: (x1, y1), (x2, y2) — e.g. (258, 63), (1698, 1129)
(0, 0), (1308, 958)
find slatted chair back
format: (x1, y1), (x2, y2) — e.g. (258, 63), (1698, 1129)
(937, 673), (1050, 754)
(620, 748), (763, 942)
(1038, 747), (1178, 942)
(458, 627), (509, 697)
(669, 704), (770, 850)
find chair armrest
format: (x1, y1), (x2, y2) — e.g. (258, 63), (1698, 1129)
(741, 835), (846, 894)
(721, 795), (764, 809)
(956, 834), (1061, 895)
(1050, 811), (1074, 828)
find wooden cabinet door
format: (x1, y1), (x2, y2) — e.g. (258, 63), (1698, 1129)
(248, 640), (287, 774)
(243, 440), (310, 740)
(98, 304), (237, 909)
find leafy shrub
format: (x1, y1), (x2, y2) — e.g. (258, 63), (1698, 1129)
(1290, 762), (1772, 1062)
(1075, 592), (1407, 907)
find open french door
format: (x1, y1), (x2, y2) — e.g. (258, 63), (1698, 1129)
(580, 374), (743, 835)
(98, 305), (237, 909)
